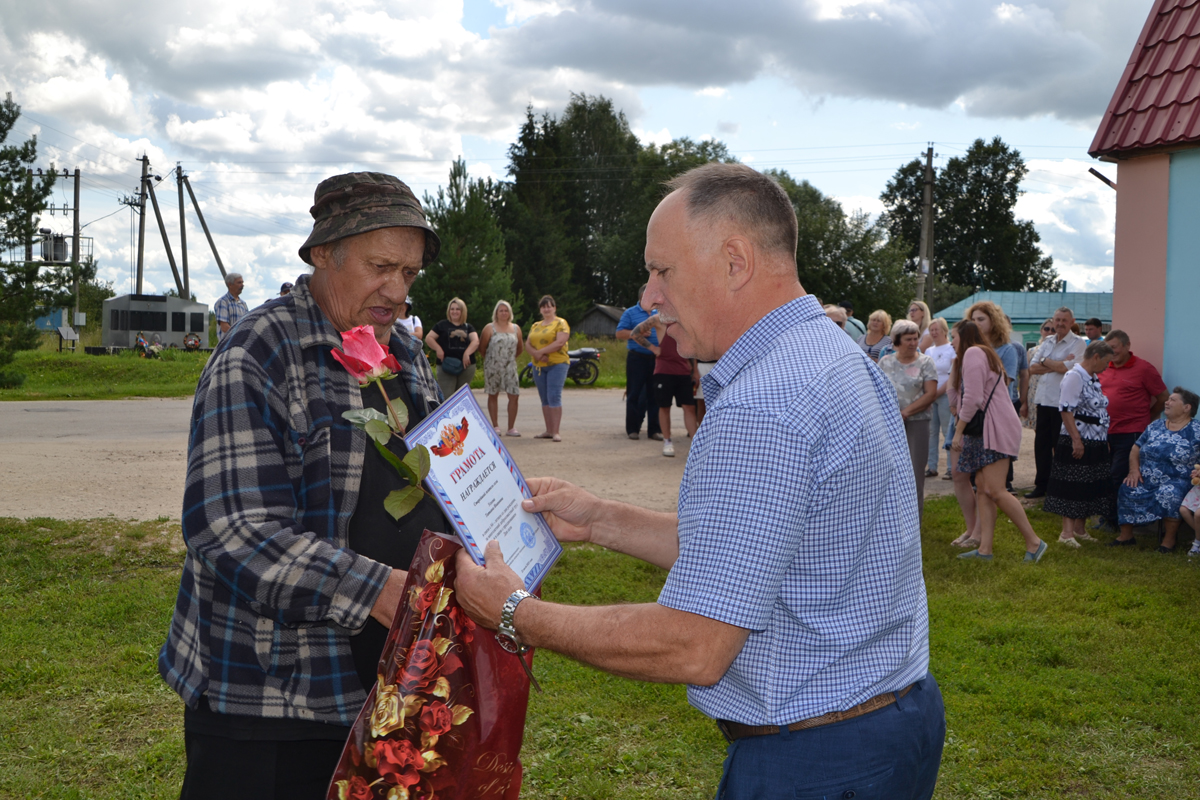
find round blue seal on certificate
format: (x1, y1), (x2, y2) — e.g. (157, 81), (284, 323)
(519, 522), (536, 548)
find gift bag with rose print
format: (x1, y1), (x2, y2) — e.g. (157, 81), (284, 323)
(327, 531), (534, 800)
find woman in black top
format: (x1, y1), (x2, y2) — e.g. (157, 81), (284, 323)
(424, 296), (479, 398)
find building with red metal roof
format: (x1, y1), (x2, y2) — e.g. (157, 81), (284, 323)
(1090, 0), (1200, 392)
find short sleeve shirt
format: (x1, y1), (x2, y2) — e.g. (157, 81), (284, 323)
(430, 320), (477, 365)
(925, 343), (955, 390)
(998, 342), (1028, 402)
(878, 353), (938, 420)
(528, 317), (570, 366)
(1098, 353), (1168, 435)
(658, 295), (930, 726)
(617, 305), (658, 355)
(1032, 332), (1087, 407)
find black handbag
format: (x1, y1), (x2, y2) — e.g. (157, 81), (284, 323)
(963, 374), (1001, 437)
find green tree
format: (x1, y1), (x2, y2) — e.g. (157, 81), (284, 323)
(880, 137), (1058, 299)
(417, 159), (516, 333)
(771, 170), (913, 320)
(0, 94), (60, 387)
(78, 270), (114, 331)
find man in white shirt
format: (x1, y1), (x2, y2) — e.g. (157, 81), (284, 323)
(1026, 307), (1087, 498)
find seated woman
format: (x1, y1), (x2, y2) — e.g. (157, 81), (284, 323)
(1113, 387), (1200, 552)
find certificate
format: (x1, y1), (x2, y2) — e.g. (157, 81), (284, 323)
(404, 385), (562, 591)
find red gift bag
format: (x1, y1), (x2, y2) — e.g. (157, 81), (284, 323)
(327, 531), (534, 800)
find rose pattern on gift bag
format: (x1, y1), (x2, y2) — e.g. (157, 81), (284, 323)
(328, 531), (533, 800)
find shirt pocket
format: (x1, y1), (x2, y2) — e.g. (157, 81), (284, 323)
(253, 616), (299, 677)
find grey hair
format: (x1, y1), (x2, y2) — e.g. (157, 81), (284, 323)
(224, 272), (243, 286)
(890, 318), (921, 343)
(664, 163), (799, 262)
(1084, 341), (1114, 361)
(1054, 306), (1075, 319)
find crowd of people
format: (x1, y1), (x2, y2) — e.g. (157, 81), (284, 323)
(823, 296), (1200, 559)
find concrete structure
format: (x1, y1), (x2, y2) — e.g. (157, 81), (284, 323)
(575, 303), (625, 338)
(934, 291), (1112, 346)
(1090, 0), (1200, 390)
(102, 294), (209, 349)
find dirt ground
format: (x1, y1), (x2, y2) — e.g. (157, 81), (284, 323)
(0, 389), (1037, 520)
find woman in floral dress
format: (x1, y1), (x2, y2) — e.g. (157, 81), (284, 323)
(479, 300), (524, 436)
(1113, 387), (1200, 552)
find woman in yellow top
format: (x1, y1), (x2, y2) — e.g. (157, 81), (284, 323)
(525, 295), (571, 442)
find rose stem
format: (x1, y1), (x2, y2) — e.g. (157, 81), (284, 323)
(377, 380), (405, 434)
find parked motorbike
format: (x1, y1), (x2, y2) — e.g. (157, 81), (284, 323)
(519, 347), (603, 387)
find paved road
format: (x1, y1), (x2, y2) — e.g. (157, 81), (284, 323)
(0, 389), (1035, 520)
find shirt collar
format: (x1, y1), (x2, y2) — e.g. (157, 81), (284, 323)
(291, 274), (345, 352)
(704, 295), (822, 395)
(1109, 352), (1140, 370)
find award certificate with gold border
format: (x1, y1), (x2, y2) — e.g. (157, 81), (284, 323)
(403, 385), (561, 591)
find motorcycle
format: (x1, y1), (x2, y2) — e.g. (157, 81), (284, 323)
(520, 347), (604, 387)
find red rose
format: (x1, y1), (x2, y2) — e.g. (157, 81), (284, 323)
(413, 582), (441, 614)
(408, 640), (438, 672)
(419, 700), (453, 736)
(341, 775), (373, 800)
(332, 325), (403, 386)
(376, 738), (424, 787)
(449, 605), (475, 644)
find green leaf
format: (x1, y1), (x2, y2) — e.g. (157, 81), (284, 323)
(372, 440), (418, 484)
(384, 485), (424, 520)
(342, 408), (389, 430)
(364, 418), (392, 446)
(403, 445), (431, 481)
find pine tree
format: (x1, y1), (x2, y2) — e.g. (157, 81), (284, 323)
(417, 159), (517, 334)
(0, 94), (60, 387)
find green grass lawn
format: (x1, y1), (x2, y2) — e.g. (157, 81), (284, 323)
(3, 499), (1199, 798)
(2, 333), (628, 401)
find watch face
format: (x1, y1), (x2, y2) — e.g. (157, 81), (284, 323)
(495, 632), (521, 654)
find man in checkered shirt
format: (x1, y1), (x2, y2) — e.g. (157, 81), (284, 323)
(160, 173), (447, 798)
(457, 164), (945, 799)
(212, 272), (249, 340)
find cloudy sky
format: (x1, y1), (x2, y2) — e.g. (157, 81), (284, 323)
(0, 0), (1148, 308)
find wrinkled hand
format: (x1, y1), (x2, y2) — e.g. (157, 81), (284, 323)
(1124, 469), (1142, 489)
(521, 476), (600, 543)
(454, 541), (524, 630)
(369, 568), (408, 628)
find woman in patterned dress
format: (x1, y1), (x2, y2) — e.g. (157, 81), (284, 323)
(1044, 341), (1114, 547)
(1112, 387), (1200, 553)
(479, 300), (524, 437)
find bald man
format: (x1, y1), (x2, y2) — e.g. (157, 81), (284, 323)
(456, 163), (944, 799)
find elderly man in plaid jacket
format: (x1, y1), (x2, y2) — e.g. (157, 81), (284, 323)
(159, 173), (449, 799)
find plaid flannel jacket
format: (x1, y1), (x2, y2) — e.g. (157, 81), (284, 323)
(158, 275), (442, 725)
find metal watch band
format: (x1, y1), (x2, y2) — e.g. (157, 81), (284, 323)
(496, 589), (533, 654)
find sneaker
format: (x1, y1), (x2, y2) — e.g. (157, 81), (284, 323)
(1188, 541), (1200, 557)
(662, 439), (675, 457)
(1057, 535), (1081, 548)
(957, 549), (993, 561)
(941, 471), (953, 481)
(649, 432), (664, 441)
(627, 432), (640, 440)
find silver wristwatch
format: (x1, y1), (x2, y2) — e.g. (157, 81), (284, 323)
(495, 589), (533, 654)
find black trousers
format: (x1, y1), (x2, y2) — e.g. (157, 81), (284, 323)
(1107, 431), (1142, 526)
(1034, 404), (1061, 491)
(625, 350), (660, 436)
(180, 730), (345, 800)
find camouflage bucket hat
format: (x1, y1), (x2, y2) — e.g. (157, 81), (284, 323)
(298, 172), (441, 267)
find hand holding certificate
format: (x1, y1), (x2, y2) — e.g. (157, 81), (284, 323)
(404, 386), (562, 591)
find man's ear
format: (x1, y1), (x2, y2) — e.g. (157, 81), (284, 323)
(724, 236), (754, 292)
(310, 244), (330, 271)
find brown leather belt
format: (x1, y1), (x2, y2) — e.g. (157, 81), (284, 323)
(716, 683), (914, 742)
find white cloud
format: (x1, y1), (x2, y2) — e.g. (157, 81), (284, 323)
(696, 86), (727, 98)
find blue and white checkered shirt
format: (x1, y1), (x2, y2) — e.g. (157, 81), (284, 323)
(658, 294), (930, 726)
(214, 291), (249, 340)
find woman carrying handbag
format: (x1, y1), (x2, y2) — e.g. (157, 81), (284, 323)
(948, 320), (1047, 563)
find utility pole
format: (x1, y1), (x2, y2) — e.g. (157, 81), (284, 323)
(915, 144), (935, 305)
(72, 168), (81, 319)
(24, 169), (33, 265)
(135, 155), (149, 295)
(182, 174), (227, 280)
(145, 175), (186, 296)
(176, 164), (189, 299)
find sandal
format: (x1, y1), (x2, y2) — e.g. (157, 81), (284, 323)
(551, 434), (562, 442)
(1057, 535), (1081, 548)
(534, 432), (553, 439)
(506, 429), (521, 437)
(950, 532), (976, 548)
